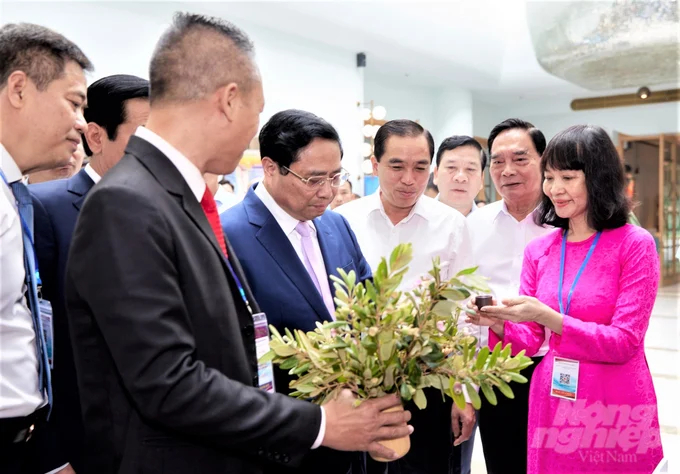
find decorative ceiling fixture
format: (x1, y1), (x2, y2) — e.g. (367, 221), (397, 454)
(527, 1), (679, 90)
(571, 87), (679, 110)
(357, 100), (387, 173)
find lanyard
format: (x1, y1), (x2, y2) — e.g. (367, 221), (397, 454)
(0, 169), (41, 286)
(558, 230), (601, 315)
(224, 257), (253, 315)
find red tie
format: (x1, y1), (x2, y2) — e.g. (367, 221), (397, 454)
(200, 186), (228, 258)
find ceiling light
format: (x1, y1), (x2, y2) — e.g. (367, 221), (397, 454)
(360, 107), (372, 121)
(372, 105), (387, 120)
(637, 87), (651, 99)
(362, 124), (374, 138)
(361, 142), (373, 158)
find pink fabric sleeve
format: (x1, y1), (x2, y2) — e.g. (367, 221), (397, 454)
(554, 232), (659, 364)
(489, 245), (546, 357)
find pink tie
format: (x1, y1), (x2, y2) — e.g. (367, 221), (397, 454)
(295, 221), (335, 319)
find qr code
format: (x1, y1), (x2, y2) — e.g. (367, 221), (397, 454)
(559, 373), (571, 385)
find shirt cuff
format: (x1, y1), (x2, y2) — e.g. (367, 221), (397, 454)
(311, 406), (326, 449)
(45, 463), (69, 474)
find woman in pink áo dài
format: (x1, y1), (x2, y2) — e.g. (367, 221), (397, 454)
(468, 124), (663, 474)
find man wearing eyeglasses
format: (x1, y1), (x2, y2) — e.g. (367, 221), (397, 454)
(221, 109), (372, 474)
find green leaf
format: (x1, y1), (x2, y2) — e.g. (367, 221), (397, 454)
(441, 289), (467, 301)
(280, 357), (298, 370)
(432, 300), (455, 317)
(465, 382), (482, 410)
(380, 339), (396, 362)
(452, 385), (467, 410)
(413, 389), (427, 410)
(400, 382), (413, 401)
(384, 364), (397, 389)
(488, 341), (502, 367)
(474, 346), (490, 370)
(501, 344), (512, 359)
(480, 383), (498, 406)
(258, 350), (276, 364)
(456, 266), (479, 276)
(507, 372), (528, 384)
(496, 379), (515, 399)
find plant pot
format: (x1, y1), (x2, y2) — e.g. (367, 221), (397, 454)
(370, 405), (411, 462)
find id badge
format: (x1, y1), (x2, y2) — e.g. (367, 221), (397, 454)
(551, 357), (579, 400)
(39, 299), (54, 369)
(253, 312), (275, 393)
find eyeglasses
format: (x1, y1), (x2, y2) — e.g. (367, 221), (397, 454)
(282, 166), (350, 188)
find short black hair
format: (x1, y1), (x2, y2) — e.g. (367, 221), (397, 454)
(82, 75), (149, 156)
(488, 118), (546, 157)
(374, 120), (435, 162)
(436, 135), (487, 170)
(259, 109), (343, 172)
(0, 23), (93, 91)
(150, 12), (256, 104)
(341, 180), (353, 192)
(427, 172), (438, 192)
(536, 125), (630, 231)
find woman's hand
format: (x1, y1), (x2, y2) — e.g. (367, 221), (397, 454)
(465, 299), (505, 337)
(480, 296), (554, 324)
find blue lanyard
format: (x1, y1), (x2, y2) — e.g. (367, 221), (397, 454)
(558, 230), (601, 315)
(224, 257), (253, 315)
(0, 169), (42, 286)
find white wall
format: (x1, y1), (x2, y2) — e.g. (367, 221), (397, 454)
(473, 97), (680, 141)
(1, 1), (365, 176)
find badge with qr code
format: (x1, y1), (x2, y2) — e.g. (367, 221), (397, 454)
(551, 357), (579, 400)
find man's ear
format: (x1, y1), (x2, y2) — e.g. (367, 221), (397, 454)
(433, 166), (440, 186)
(217, 82), (240, 123)
(5, 71), (30, 108)
(371, 155), (379, 175)
(261, 156), (278, 177)
(84, 122), (104, 155)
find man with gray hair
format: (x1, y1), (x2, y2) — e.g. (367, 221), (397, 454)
(0, 22), (91, 473)
(66, 13), (411, 474)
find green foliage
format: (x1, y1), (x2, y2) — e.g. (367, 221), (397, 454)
(262, 244), (533, 409)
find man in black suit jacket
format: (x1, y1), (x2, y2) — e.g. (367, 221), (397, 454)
(65, 13), (411, 474)
(29, 74), (150, 474)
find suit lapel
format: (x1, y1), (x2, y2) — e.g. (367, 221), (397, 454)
(244, 188), (331, 322)
(125, 136), (229, 272)
(68, 168), (95, 211)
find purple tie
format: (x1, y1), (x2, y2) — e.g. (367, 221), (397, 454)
(295, 221), (335, 319)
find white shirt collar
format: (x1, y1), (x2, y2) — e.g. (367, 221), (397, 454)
(254, 182), (316, 236)
(0, 144), (23, 183)
(494, 199), (538, 224)
(366, 190), (433, 225)
(83, 163), (102, 184)
(435, 193), (478, 216)
(135, 127), (205, 202)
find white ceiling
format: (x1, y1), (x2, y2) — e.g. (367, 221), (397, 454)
(196, 0), (598, 103)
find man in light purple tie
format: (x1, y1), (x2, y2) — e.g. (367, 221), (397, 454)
(221, 109), (373, 474)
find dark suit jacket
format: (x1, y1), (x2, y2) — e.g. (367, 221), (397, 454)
(29, 168), (95, 472)
(220, 186), (372, 474)
(65, 136), (321, 474)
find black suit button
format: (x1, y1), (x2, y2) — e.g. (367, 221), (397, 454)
(243, 326), (254, 337)
(257, 448), (265, 456)
(282, 454), (290, 463)
(252, 375), (258, 385)
(273, 452), (281, 462)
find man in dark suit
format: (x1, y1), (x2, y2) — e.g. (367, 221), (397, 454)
(65, 13), (410, 474)
(29, 74), (150, 474)
(221, 109), (372, 474)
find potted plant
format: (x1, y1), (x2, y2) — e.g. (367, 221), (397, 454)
(261, 244), (533, 460)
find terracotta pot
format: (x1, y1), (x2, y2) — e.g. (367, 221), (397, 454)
(370, 405), (411, 462)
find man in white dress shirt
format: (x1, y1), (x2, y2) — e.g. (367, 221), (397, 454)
(466, 118), (551, 474)
(432, 135), (487, 474)
(0, 22), (91, 473)
(433, 135), (486, 218)
(336, 119), (475, 474)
